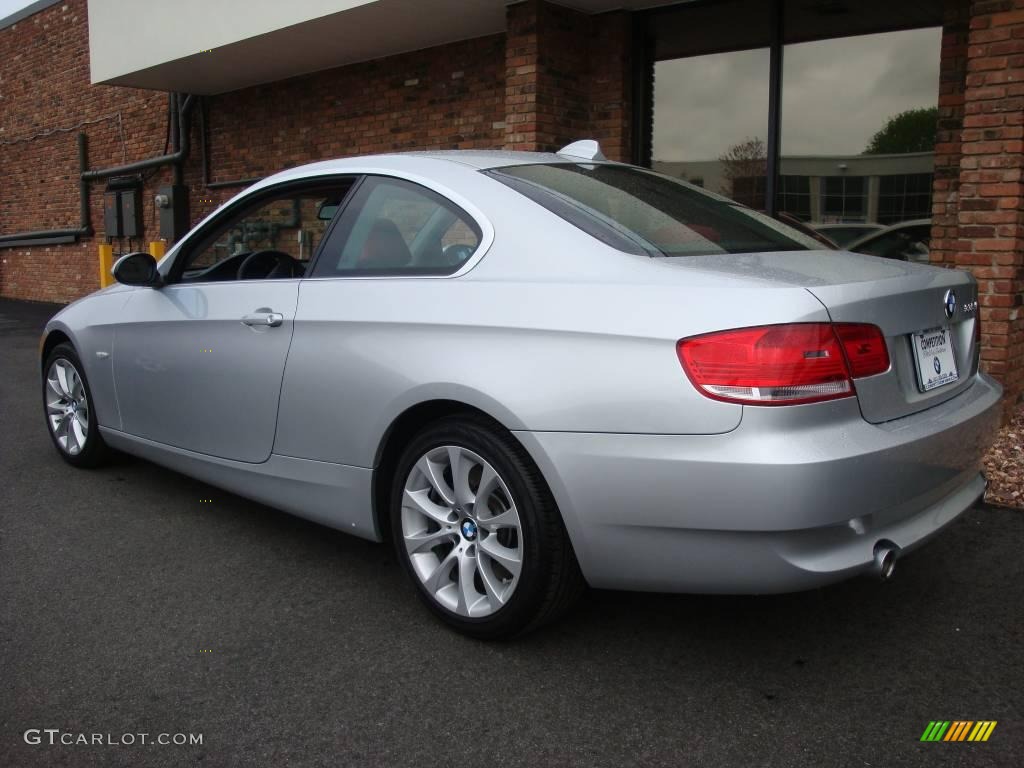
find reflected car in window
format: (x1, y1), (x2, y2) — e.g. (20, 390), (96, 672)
(847, 219), (932, 263)
(40, 145), (999, 638)
(812, 222), (884, 247)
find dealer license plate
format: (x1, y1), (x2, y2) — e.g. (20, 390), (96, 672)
(912, 326), (959, 392)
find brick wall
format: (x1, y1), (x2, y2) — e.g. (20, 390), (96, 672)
(0, 0), (506, 303)
(931, 0), (1024, 412)
(187, 34), (506, 226)
(931, 0), (971, 269)
(0, 1), (170, 302)
(505, 0), (633, 159)
(587, 11), (635, 163)
(1, 0), (637, 306)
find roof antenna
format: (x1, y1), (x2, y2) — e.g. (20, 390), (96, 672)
(556, 139), (606, 162)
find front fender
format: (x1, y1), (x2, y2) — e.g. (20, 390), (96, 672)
(41, 289), (134, 431)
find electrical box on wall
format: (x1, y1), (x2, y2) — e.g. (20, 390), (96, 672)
(103, 176), (143, 239)
(119, 189), (141, 238)
(103, 191), (122, 237)
(156, 184), (190, 242)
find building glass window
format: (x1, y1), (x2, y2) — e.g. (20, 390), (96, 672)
(777, 175), (811, 221)
(652, 46), (769, 211)
(644, 3), (942, 258)
(877, 173), (934, 224)
(822, 176), (867, 222)
(779, 27), (940, 245)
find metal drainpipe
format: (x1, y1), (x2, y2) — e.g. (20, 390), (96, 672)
(173, 94), (184, 187)
(199, 96), (262, 190)
(0, 132), (93, 248)
(170, 92), (180, 157)
(1, 95), (195, 248)
(81, 94), (195, 181)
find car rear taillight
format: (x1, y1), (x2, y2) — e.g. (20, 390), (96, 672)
(833, 323), (890, 378)
(676, 323), (889, 406)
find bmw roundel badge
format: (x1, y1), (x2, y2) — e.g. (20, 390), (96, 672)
(944, 289), (957, 319)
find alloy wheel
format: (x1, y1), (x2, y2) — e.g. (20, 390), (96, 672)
(45, 358), (89, 456)
(400, 445), (524, 618)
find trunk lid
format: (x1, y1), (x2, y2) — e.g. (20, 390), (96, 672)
(668, 250), (981, 423)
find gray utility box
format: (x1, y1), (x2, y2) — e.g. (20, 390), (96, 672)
(156, 184), (190, 242)
(103, 177), (143, 238)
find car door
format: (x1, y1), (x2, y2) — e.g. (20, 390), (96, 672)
(273, 174), (485, 466)
(112, 178), (354, 463)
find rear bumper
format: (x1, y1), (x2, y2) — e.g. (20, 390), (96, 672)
(515, 372), (1002, 593)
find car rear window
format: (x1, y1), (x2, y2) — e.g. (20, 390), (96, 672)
(487, 163), (824, 257)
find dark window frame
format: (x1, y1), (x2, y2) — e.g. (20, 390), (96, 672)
(636, 0), (942, 217)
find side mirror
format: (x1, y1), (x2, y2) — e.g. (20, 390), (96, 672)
(112, 252), (163, 288)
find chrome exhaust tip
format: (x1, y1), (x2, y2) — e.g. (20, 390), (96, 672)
(873, 541), (899, 581)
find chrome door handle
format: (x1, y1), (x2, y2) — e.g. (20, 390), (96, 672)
(241, 312), (284, 327)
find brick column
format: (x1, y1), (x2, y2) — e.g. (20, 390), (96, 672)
(932, 0), (1024, 414)
(588, 11), (634, 162)
(962, 0), (1024, 411)
(504, 1), (633, 161)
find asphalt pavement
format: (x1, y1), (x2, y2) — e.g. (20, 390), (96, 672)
(1, 296), (1021, 767)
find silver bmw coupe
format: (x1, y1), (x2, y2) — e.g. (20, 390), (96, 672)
(40, 141), (1002, 638)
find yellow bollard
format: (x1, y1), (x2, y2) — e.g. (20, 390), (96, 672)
(148, 241), (166, 260)
(97, 244), (114, 288)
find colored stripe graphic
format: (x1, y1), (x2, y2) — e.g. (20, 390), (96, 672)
(920, 721), (996, 742)
(921, 721), (950, 741)
(948, 722), (972, 741)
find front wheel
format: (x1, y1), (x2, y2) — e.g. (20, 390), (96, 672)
(390, 415), (584, 639)
(42, 342), (111, 468)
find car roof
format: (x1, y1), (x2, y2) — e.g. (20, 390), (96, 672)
(403, 149), (571, 169)
(264, 149), (585, 184)
(254, 141), (624, 190)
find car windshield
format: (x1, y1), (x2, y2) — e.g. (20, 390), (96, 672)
(488, 163), (825, 257)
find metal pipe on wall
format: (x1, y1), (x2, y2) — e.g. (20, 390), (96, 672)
(199, 96), (263, 190)
(81, 94), (195, 181)
(0, 132), (93, 248)
(0, 93), (197, 248)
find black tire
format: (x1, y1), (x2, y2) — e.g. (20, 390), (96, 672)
(390, 414), (585, 639)
(42, 342), (111, 468)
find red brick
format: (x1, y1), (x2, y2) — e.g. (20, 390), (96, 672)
(0, 0), (508, 303)
(991, 9), (1024, 27)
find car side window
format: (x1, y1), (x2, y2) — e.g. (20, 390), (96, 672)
(175, 182), (353, 283)
(311, 176), (482, 277)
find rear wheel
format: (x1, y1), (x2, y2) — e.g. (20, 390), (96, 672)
(390, 415), (584, 639)
(42, 343), (111, 468)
